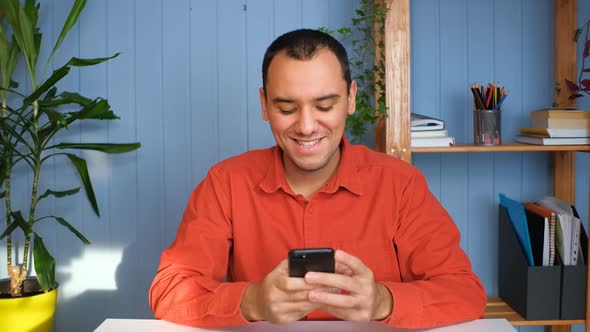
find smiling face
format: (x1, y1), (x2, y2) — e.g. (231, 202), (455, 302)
(260, 48), (357, 181)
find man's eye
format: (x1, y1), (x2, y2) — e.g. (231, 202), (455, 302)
(279, 108), (296, 114)
(317, 106), (334, 112)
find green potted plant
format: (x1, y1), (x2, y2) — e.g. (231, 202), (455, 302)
(0, 0), (140, 330)
(320, 0), (388, 142)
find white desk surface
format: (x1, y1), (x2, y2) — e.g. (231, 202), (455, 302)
(94, 319), (516, 332)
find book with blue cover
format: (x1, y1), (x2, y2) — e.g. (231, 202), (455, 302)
(499, 193), (535, 266)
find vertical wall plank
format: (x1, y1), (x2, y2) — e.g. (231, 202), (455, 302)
(190, 0), (219, 182)
(217, 1), (248, 160)
(106, 0), (142, 320)
(439, 0), (469, 249)
(50, 0), (83, 331)
(274, 0), (301, 33)
(411, 0), (441, 185)
(162, 0), (192, 246)
(79, 0), (109, 254)
(521, 0), (553, 204)
(246, 0), (275, 151)
(465, 0), (497, 295)
(134, 0), (164, 321)
(492, 0), (524, 204)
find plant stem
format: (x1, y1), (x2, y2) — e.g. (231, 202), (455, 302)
(22, 100), (41, 274)
(2, 97), (14, 271)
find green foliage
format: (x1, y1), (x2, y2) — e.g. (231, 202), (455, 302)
(320, 0), (388, 142)
(0, 0), (141, 293)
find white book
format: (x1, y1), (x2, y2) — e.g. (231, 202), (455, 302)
(411, 113), (445, 131)
(519, 127), (590, 138)
(411, 136), (455, 148)
(411, 129), (448, 138)
(516, 135), (590, 146)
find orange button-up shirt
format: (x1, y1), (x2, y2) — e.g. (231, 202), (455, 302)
(149, 138), (486, 328)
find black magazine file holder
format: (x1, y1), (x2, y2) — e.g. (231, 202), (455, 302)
(498, 205), (561, 320)
(559, 207), (587, 319)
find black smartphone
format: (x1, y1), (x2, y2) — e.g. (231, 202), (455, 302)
(288, 248), (335, 278)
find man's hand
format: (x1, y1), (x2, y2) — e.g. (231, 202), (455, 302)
(240, 259), (320, 324)
(304, 250), (393, 321)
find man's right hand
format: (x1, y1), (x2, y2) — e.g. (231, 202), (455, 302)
(240, 259), (320, 324)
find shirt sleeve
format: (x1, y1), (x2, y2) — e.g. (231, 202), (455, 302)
(149, 169), (253, 327)
(380, 168), (487, 328)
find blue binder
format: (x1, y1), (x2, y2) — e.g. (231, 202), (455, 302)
(499, 193), (535, 266)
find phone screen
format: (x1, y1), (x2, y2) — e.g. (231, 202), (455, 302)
(288, 248), (335, 277)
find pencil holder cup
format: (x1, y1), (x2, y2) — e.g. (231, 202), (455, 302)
(474, 109), (501, 145)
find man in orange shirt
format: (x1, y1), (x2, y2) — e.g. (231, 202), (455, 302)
(149, 29), (486, 328)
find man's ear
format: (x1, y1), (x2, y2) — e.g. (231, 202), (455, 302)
(348, 80), (357, 115)
(260, 87), (269, 121)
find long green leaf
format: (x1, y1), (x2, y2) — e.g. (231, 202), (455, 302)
(0, 24), (11, 88)
(67, 53), (120, 67)
(0, 219), (18, 240)
(66, 99), (118, 124)
(54, 142), (141, 154)
(24, 0), (39, 29)
(33, 234), (56, 291)
(0, 86), (26, 98)
(0, 211), (32, 239)
(38, 91), (93, 108)
(39, 108), (67, 127)
(23, 64), (70, 106)
(65, 153), (99, 216)
(46, 0), (87, 73)
(17, 4), (37, 71)
(38, 216), (90, 245)
(0, 0), (19, 27)
(38, 187), (80, 202)
(42, 86), (57, 101)
(0, 119), (33, 152)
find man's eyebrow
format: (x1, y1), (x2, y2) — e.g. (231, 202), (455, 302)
(272, 97), (295, 104)
(314, 93), (340, 102)
(271, 94), (340, 104)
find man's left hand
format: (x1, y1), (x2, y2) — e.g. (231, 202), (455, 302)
(303, 249), (393, 321)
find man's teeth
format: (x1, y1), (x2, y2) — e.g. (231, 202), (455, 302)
(297, 139), (320, 147)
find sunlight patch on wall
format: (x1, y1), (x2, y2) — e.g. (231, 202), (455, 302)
(82, 151), (110, 181)
(57, 247), (123, 300)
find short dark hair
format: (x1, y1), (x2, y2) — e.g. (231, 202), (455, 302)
(261, 29), (351, 95)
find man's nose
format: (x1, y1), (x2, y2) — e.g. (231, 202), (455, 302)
(294, 107), (317, 136)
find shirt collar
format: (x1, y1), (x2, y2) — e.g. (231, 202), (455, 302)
(259, 136), (362, 196)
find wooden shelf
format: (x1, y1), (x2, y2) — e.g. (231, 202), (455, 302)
(381, 1), (588, 331)
(485, 297), (585, 326)
(412, 143), (590, 153)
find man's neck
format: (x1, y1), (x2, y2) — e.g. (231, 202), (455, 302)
(283, 149), (341, 200)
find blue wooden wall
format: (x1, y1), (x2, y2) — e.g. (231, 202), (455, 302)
(0, 1), (588, 331)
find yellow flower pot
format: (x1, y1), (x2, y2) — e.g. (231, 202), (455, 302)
(0, 279), (58, 332)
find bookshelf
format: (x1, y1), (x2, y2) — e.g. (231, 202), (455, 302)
(375, 1), (589, 332)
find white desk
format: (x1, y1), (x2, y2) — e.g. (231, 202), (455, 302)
(94, 319), (516, 332)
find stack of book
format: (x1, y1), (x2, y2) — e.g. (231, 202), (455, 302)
(516, 108), (590, 145)
(410, 113), (455, 147)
